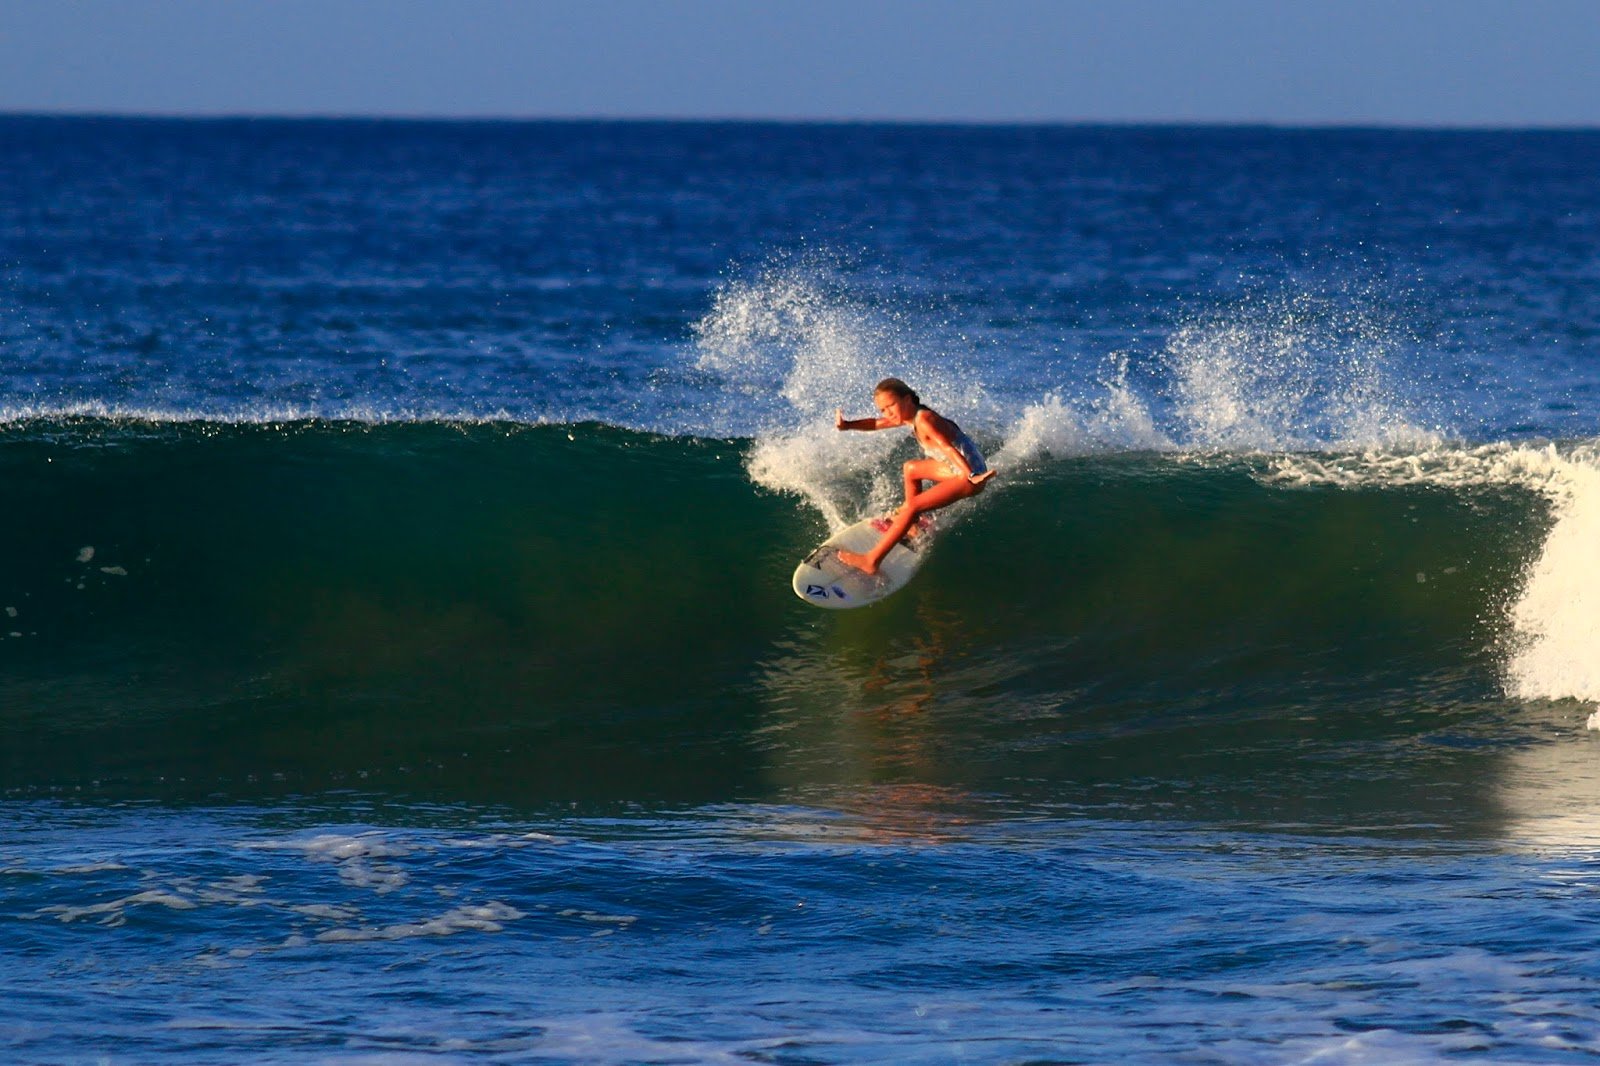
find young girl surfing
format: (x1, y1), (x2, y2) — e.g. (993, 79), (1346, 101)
(833, 378), (995, 575)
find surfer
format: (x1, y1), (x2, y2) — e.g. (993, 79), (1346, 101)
(833, 378), (995, 575)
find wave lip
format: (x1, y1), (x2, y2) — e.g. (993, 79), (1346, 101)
(0, 400), (562, 430)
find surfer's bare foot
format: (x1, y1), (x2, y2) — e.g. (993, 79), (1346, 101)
(835, 549), (879, 575)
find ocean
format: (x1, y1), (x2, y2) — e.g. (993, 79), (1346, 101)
(4, 116), (1600, 1063)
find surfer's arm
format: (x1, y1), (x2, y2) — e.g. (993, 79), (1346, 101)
(835, 408), (895, 431)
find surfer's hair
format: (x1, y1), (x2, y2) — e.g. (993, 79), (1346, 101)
(873, 378), (920, 408)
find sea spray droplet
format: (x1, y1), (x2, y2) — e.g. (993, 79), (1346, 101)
(76, 546), (94, 563)
(1164, 290), (1425, 451)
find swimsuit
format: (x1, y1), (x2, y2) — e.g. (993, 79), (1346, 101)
(923, 422), (988, 477)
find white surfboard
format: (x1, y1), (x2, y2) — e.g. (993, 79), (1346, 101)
(791, 513), (935, 609)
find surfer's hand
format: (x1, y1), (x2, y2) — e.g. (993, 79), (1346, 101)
(969, 469), (996, 486)
(835, 408), (846, 430)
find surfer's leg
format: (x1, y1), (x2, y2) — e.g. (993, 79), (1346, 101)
(904, 472), (982, 520)
(837, 474), (981, 574)
(902, 458), (945, 505)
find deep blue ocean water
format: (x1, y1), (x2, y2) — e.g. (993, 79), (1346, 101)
(6, 117), (1600, 1062)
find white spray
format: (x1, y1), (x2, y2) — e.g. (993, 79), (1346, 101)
(692, 265), (1167, 530)
(1165, 290), (1434, 452)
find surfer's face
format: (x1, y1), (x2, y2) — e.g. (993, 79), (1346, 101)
(874, 390), (914, 424)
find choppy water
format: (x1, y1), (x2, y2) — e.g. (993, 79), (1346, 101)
(5, 117), (1600, 1062)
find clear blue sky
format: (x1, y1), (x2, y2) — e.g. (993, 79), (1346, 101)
(2, 0), (1597, 126)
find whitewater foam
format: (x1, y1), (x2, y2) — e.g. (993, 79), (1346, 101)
(314, 901), (525, 943)
(1502, 448), (1600, 703)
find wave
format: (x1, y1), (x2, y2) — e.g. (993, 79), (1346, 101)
(0, 419), (1574, 685)
(2, 414), (1596, 810)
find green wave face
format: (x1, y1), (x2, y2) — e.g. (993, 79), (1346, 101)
(0, 419), (1552, 805)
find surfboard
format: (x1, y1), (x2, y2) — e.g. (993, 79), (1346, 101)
(791, 513), (935, 609)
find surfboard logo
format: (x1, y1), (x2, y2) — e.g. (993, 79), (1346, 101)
(806, 584), (828, 598)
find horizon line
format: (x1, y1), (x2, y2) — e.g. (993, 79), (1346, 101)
(4, 109), (1598, 134)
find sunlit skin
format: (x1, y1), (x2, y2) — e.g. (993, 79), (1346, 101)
(833, 387), (995, 575)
